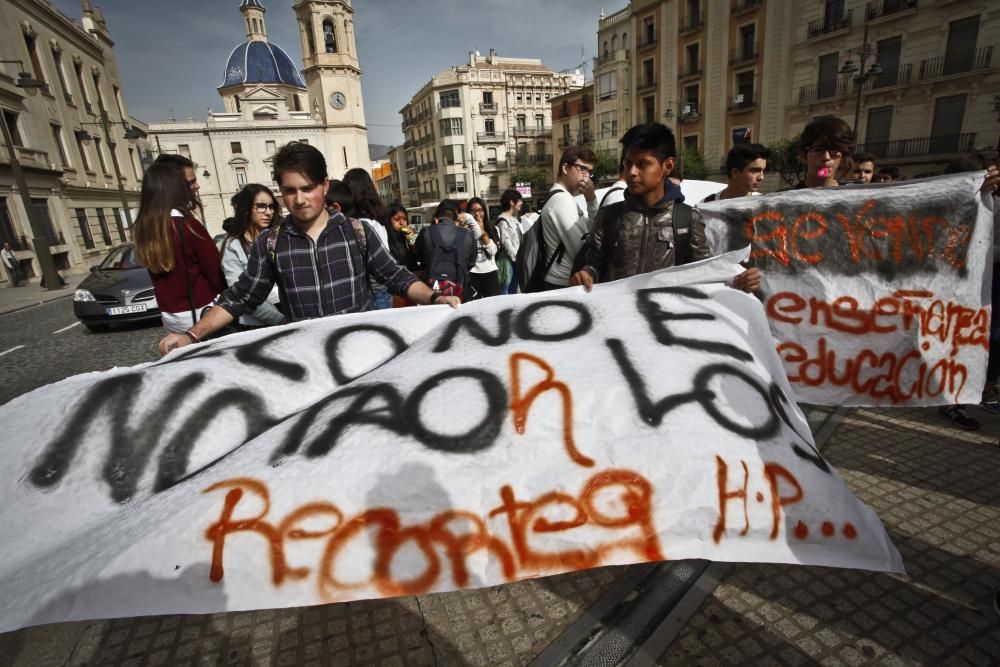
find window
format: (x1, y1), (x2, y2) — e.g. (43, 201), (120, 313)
(686, 43), (699, 74)
(75, 132), (92, 171)
(443, 144), (464, 166)
(643, 58), (655, 86)
(735, 71), (754, 104)
(944, 16), (980, 75)
(92, 71), (105, 112)
(23, 34), (47, 88)
(50, 125), (69, 167)
(483, 91), (493, 104)
(683, 135), (699, 152)
(323, 19), (337, 53)
(516, 114), (526, 130)
(582, 95), (590, 112)
(683, 84), (699, 112)
(874, 36), (902, 87)
(298, 138), (309, 145)
(866, 106), (893, 157)
(740, 24), (756, 57)
(109, 142), (121, 176)
(94, 137), (110, 174)
(484, 118), (495, 134)
(30, 200), (58, 244)
(177, 144), (191, 158)
(535, 114), (544, 130)
(231, 142), (242, 154)
(266, 140), (276, 153)
(597, 71), (618, 99)
(581, 118), (592, 143)
(562, 99), (569, 116)
(535, 93), (542, 103)
(75, 208), (95, 249)
(612, 35), (619, 52)
(51, 49), (71, 102)
(2, 111), (23, 146)
(445, 174), (466, 193)
(643, 96), (655, 124)
(644, 17), (655, 45)
(599, 111), (618, 138)
(930, 94), (966, 153)
(0, 199), (17, 248)
(817, 53), (840, 99)
(439, 118), (463, 136)
(485, 147), (497, 165)
(112, 208), (126, 242)
(113, 85), (126, 119)
(128, 147), (139, 180)
(439, 90), (460, 108)
(236, 167), (248, 187)
(95, 208), (111, 245)
(73, 62), (91, 111)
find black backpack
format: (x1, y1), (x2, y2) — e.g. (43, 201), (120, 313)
(572, 200), (694, 281)
(427, 223), (473, 285)
(515, 190), (572, 292)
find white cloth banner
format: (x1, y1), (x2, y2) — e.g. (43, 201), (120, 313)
(700, 174), (994, 406)
(0, 251), (902, 633)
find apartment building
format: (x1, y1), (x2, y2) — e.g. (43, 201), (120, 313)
(594, 7), (633, 160)
(551, 84), (596, 177)
(790, 0), (999, 177)
(1, 0), (146, 287)
(398, 50), (583, 210)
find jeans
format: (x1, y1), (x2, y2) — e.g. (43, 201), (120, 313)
(371, 289), (393, 310)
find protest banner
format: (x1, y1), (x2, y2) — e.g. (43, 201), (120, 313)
(700, 174), (994, 407)
(0, 251), (902, 633)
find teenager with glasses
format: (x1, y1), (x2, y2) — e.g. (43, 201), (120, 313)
(220, 184), (285, 329)
(536, 146), (599, 290)
(794, 115), (854, 189)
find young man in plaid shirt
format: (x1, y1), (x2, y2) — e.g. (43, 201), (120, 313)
(159, 143), (459, 354)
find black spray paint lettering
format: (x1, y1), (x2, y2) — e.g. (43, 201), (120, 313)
(325, 324), (408, 384)
(768, 384), (831, 474)
(274, 369), (507, 462)
(29, 372), (278, 502)
(433, 301), (593, 352)
(166, 330), (307, 381)
(636, 287), (754, 362)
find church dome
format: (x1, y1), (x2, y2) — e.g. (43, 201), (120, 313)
(222, 41), (306, 89)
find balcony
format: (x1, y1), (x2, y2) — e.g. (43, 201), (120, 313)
(13, 146), (52, 168)
(918, 47), (993, 81)
(864, 0), (917, 22)
(479, 160), (508, 172)
(679, 13), (703, 35)
(417, 133), (436, 146)
(406, 180), (418, 189)
(856, 132), (976, 160)
(638, 37), (657, 52)
(637, 77), (658, 93)
(728, 94), (756, 112)
(798, 77), (850, 104)
(419, 191), (439, 201)
(595, 50), (630, 66)
(678, 62), (703, 81)
(558, 136), (574, 148)
(487, 186), (501, 197)
(405, 160), (417, 170)
(418, 161), (438, 173)
(679, 107), (701, 124)
(513, 126), (551, 137)
(403, 139), (414, 149)
(731, 0), (762, 16)
(807, 9), (851, 38)
(579, 131), (594, 144)
(516, 154), (552, 165)
(864, 63), (912, 90)
(476, 132), (506, 143)
(730, 46), (758, 66)
(480, 102), (499, 115)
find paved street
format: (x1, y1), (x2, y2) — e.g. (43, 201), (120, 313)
(1, 299), (999, 665)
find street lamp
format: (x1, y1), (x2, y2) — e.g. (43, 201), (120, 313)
(0, 59), (62, 291)
(839, 21), (883, 139)
(77, 109), (146, 228)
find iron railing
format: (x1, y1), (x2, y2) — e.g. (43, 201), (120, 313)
(918, 46), (993, 80)
(798, 77), (850, 104)
(856, 133), (977, 159)
(807, 9), (852, 38)
(476, 132), (506, 143)
(731, 0), (762, 15)
(680, 13), (703, 34)
(864, 63), (912, 89)
(865, 0), (917, 21)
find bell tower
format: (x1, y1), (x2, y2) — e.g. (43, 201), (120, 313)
(240, 0), (267, 42)
(293, 0), (369, 172)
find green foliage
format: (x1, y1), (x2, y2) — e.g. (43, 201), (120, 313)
(766, 136), (802, 189)
(593, 150), (621, 183)
(509, 167), (546, 189)
(677, 144), (708, 181)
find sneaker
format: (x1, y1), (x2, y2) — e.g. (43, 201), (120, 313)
(938, 405), (980, 431)
(981, 383), (1000, 414)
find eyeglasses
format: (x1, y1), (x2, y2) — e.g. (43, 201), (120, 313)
(806, 145), (844, 158)
(571, 163), (595, 177)
(254, 203), (277, 212)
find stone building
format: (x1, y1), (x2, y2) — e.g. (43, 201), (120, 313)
(1, 0), (146, 287)
(398, 50), (583, 212)
(550, 84), (596, 179)
(594, 7), (633, 162)
(149, 0), (370, 234)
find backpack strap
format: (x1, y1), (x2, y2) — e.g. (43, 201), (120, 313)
(350, 218), (369, 266)
(598, 186), (625, 209)
(265, 221), (288, 317)
(672, 202), (693, 266)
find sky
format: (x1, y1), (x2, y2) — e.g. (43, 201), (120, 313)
(51, 0), (619, 146)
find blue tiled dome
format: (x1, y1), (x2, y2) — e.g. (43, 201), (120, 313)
(240, 0), (266, 9)
(222, 41), (306, 89)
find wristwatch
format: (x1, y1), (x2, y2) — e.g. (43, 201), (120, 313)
(429, 291), (442, 304)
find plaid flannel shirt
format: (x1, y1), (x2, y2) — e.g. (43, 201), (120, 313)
(217, 212), (418, 322)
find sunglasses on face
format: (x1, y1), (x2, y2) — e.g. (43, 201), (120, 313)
(254, 203), (277, 212)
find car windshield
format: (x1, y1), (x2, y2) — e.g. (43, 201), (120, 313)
(99, 245), (142, 270)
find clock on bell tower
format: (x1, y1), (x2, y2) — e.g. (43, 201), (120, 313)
(293, 0), (369, 170)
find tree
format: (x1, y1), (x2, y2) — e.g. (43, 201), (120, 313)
(678, 144), (708, 180)
(593, 149), (620, 183)
(766, 136), (802, 189)
(509, 167), (546, 189)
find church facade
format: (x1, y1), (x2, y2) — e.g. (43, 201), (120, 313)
(149, 0), (369, 234)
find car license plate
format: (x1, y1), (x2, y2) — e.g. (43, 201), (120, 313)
(106, 304), (147, 316)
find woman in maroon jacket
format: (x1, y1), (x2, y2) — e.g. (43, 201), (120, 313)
(134, 162), (223, 333)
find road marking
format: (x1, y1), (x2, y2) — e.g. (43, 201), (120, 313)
(52, 321), (81, 334)
(0, 345), (26, 358)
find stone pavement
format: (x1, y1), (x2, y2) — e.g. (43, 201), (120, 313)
(0, 272), (89, 315)
(660, 404), (1000, 666)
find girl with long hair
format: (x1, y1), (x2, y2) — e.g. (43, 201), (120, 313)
(342, 168), (393, 309)
(133, 162), (224, 333)
(463, 196), (500, 300)
(221, 184), (284, 329)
